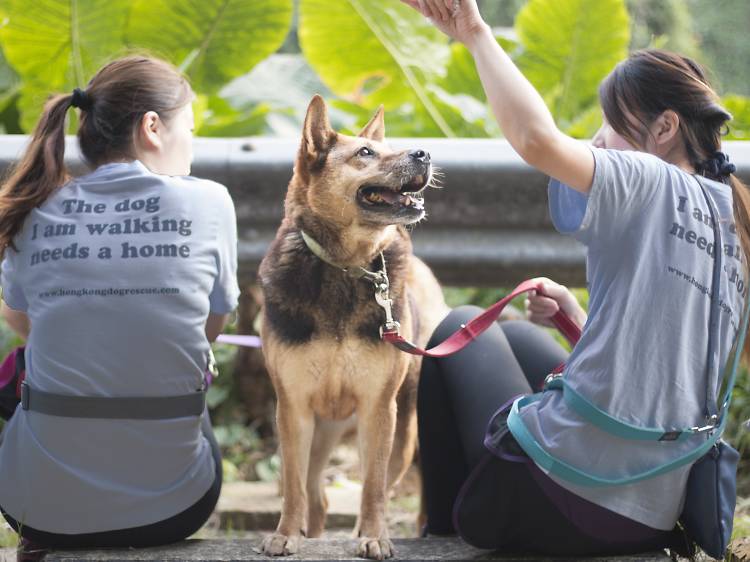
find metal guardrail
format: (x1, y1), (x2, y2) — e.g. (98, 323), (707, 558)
(1, 136), (749, 286)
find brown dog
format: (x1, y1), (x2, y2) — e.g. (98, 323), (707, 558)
(258, 96), (448, 559)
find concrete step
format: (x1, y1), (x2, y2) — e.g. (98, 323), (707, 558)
(42, 538), (670, 561)
(216, 481), (361, 531)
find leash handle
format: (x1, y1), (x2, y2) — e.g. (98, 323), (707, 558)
(382, 279), (582, 357)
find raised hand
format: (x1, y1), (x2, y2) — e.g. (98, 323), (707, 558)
(400, 0), (488, 47)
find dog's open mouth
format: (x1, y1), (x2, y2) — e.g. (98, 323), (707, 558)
(356, 174), (428, 213)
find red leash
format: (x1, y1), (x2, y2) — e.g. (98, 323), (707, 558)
(381, 279), (581, 357)
(217, 280), (583, 359)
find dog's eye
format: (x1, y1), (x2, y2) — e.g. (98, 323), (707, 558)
(357, 146), (374, 157)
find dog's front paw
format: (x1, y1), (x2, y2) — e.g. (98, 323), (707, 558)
(356, 537), (394, 560)
(261, 532), (301, 556)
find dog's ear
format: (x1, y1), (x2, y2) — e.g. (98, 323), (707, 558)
(301, 95), (337, 165)
(358, 105), (385, 142)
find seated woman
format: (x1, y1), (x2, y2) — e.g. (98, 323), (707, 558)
(402, 0), (747, 557)
(0, 56), (240, 559)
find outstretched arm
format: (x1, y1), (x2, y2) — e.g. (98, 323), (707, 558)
(402, 0), (595, 193)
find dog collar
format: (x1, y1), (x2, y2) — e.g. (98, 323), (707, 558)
(299, 230), (401, 336)
(299, 230), (385, 283)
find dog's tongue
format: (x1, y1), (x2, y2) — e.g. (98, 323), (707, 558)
(379, 190), (401, 204)
(377, 189), (421, 208)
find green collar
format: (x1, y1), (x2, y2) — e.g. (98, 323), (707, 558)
(299, 229), (401, 336)
(299, 230), (387, 284)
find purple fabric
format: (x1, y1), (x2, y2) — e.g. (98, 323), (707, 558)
(483, 395), (528, 462)
(527, 463), (668, 543)
(215, 334), (261, 347)
(0, 348), (21, 389)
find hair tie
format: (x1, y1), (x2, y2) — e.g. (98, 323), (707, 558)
(70, 87), (92, 111)
(701, 151), (736, 181)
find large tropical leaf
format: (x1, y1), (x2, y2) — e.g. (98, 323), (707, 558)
(195, 94), (275, 137)
(439, 43), (486, 102)
(127, 0), (293, 94)
(299, 0), (455, 136)
(0, 46), (21, 131)
(515, 0), (630, 125)
(0, 0), (131, 131)
(219, 53), (340, 136)
(439, 36), (517, 102)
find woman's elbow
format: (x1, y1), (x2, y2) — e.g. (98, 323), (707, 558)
(515, 127), (560, 169)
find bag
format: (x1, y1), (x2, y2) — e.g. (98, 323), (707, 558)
(677, 179), (743, 558)
(679, 440), (740, 559)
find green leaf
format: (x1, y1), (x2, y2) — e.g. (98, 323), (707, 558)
(220, 53), (347, 136)
(127, 0), (293, 94)
(439, 42), (485, 102)
(439, 36), (517, 103)
(515, 0), (630, 124)
(255, 454), (281, 482)
(565, 104), (602, 139)
(0, 46), (19, 97)
(724, 95), (750, 141)
(0, 0), (131, 131)
(197, 96), (275, 137)
(299, 0), (455, 136)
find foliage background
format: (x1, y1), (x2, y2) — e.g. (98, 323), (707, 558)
(0, 0), (748, 540)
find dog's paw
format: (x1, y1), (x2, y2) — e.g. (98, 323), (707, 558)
(356, 537), (394, 560)
(261, 533), (301, 556)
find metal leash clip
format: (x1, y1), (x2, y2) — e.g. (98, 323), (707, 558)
(375, 277), (401, 337)
(690, 414), (718, 434)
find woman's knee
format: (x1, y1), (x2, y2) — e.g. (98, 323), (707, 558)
(428, 305), (484, 347)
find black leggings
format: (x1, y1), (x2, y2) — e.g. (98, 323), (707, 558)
(418, 306), (690, 556)
(0, 358), (222, 549)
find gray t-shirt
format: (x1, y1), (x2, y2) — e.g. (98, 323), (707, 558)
(0, 160), (240, 533)
(515, 147), (744, 530)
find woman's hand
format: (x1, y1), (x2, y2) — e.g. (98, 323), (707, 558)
(400, 0), (489, 48)
(525, 277), (587, 331)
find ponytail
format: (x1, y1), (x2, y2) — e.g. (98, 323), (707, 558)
(0, 94), (73, 257)
(728, 173), (750, 363)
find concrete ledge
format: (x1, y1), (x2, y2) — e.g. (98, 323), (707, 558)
(217, 481), (359, 531)
(43, 538), (669, 561)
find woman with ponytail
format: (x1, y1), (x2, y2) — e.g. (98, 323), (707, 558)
(0, 56), (239, 559)
(403, 0), (747, 557)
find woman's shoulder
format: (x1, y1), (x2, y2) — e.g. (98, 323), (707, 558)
(167, 174), (229, 195)
(590, 146), (667, 177)
(158, 174), (234, 211)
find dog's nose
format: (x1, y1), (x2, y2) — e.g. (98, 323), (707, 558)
(409, 149), (430, 163)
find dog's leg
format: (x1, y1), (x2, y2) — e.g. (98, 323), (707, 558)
(307, 417), (352, 538)
(356, 396), (397, 560)
(386, 363), (419, 491)
(261, 391), (314, 556)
